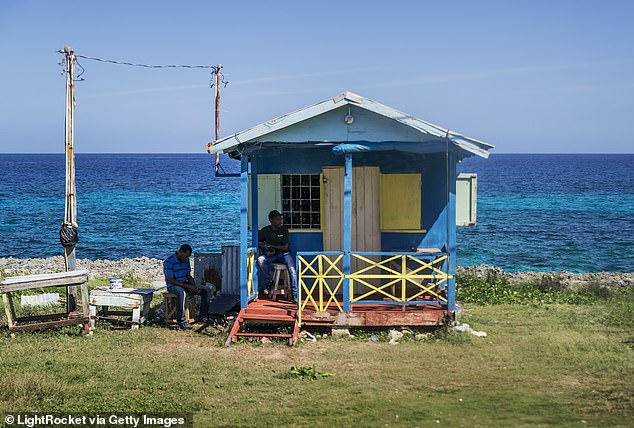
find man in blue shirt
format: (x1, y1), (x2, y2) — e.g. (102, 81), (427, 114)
(164, 244), (209, 329)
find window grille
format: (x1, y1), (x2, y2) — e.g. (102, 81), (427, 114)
(281, 174), (321, 229)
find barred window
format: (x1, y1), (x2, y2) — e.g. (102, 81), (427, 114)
(281, 174), (321, 229)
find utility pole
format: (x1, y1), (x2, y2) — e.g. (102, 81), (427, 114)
(61, 46), (78, 312)
(214, 64), (222, 175)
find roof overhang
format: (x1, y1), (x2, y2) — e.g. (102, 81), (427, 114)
(208, 91), (493, 159)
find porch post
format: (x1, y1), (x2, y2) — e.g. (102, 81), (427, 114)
(240, 155), (249, 309)
(342, 153), (352, 312)
(447, 152), (457, 312)
(250, 154), (259, 294)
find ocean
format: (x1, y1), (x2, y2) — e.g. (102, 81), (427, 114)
(1, 154), (632, 273)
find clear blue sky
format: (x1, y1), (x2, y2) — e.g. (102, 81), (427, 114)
(1, 0), (632, 153)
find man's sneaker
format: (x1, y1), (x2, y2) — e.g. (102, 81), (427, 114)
(178, 322), (193, 330)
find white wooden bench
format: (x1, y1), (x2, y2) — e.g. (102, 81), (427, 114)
(0, 270), (90, 333)
(89, 287), (155, 330)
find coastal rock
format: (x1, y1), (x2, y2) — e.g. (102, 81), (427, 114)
(0, 256), (164, 282)
(456, 266), (633, 289)
(0, 257), (631, 289)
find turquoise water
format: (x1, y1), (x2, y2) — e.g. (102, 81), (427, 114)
(1, 153), (632, 272)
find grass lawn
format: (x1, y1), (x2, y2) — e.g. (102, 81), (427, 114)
(0, 280), (632, 427)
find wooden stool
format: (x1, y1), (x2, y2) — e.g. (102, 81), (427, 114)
(270, 263), (291, 301)
(163, 292), (197, 324)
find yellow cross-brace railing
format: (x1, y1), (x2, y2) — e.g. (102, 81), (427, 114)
(298, 254), (344, 313)
(246, 250), (255, 297)
(297, 253), (452, 325)
(349, 254), (450, 303)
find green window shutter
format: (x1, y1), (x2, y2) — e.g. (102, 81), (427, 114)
(248, 174), (281, 230)
(456, 173), (477, 226)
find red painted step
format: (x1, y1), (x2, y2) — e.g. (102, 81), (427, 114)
(225, 308), (299, 346)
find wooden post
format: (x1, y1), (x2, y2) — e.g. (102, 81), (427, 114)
(250, 154), (259, 294)
(214, 65), (222, 175)
(342, 153), (352, 312)
(62, 46), (78, 312)
(239, 155), (249, 309)
(2, 293), (16, 328)
(447, 151), (457, 313)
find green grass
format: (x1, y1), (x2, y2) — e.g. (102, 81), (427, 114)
(0, 277), (632, 427)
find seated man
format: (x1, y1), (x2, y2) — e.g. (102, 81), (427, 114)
(163, 244), (209, 329)
(257, 210), (298, 302)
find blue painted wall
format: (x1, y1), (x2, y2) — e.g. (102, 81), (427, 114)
(251, 148), (456, 256)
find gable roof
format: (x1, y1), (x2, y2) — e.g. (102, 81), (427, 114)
(208, 91), (494, 158)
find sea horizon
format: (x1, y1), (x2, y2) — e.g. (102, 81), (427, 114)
(1, 153), (633, 273)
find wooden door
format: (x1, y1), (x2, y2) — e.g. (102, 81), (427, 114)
(322, 167), (381, 298)
(323, 166), (380, 252)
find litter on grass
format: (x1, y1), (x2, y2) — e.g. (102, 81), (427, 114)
(452, 322), (487, 337)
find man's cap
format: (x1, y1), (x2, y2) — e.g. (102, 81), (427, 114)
(268, 210), (282, 220)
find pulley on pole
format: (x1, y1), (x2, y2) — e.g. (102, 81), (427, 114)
(60, 45), (79, 311)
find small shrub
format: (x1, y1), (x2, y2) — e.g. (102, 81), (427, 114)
(456, 274), (613, 306)
(285, 365), (332, 380)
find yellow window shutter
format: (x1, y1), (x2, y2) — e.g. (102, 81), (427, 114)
(380, 174), (422, 230)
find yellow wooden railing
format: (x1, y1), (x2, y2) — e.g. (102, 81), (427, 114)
(297, 253), (344, 313)
(297, 252), (452, 324)
(349, 253), (450, 303)
(246, 249), (256, 298)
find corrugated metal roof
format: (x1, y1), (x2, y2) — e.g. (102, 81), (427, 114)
(208, 91), (494, 158)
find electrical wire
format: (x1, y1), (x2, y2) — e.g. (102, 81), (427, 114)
(56, 50), (228, 86)
(63, 52), (220, 70)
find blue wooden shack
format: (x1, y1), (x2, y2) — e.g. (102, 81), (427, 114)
(208, 91), (493, 343)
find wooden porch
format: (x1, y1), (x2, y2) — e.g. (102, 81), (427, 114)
(225, 297), (447, 345)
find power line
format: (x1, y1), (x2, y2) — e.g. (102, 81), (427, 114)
(56, 49), (228, 87)
(57, 51), (220, 70)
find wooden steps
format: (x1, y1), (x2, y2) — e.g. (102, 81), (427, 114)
(225, 303), (299, 346)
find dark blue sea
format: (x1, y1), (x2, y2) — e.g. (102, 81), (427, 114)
(1, 154), (632, 273)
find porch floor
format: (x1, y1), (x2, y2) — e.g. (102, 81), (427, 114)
(245, 297), (447, 327)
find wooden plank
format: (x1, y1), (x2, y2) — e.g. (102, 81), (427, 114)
(9, 317), (89, 332)
(142, 301), (151, 324)
(240, 156), (249, 309)
(1, 270), (89, 285)
(323, 167), (344, 251)
(2, 293), (16, 327)
(380, 174), (422, 230)
(0, 277), (88, 293)
(349, 167), (381, 295)
(368, 167), (380, 250)
(89, 293), (142, 308)
(131, 307), (141, 330)
(13, 313), (72, 323)
(89, 305), (97, 329)
(92, 315), (136, 324)
(234, 332), (293, 338)
(80, 283), (90, 318)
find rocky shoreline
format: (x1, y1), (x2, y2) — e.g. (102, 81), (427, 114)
(0, 256), (632, 289)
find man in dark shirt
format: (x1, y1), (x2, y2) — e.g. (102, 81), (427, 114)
(257, 210), (298, 301)
(163, 244), (210, 329)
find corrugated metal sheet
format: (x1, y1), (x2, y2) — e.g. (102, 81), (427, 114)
(221, 245), (240, 295)
(193, 253), (222, 288)
(207, 91), (493, 159)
